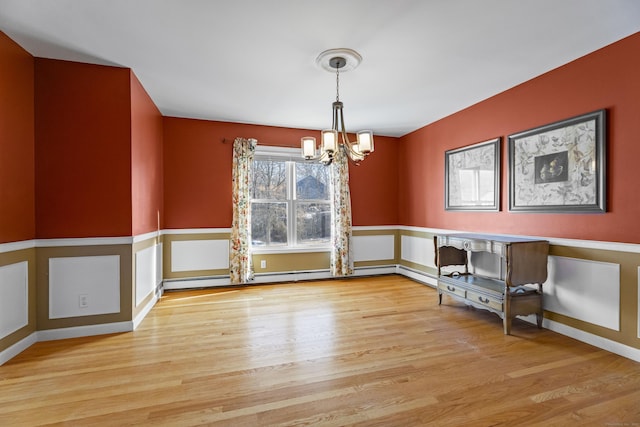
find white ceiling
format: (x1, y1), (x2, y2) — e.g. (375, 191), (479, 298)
(1, 0), (639, 137)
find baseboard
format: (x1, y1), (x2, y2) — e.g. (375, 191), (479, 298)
(0, 332), (38, 366)
(354, 266), (398, 277)
(163, 276), (232, 290)
(164, 266), (399, 290)
(253, 269), (332, 283)
(1, 322), (135, 366)
(163, 271), (338, 289)
(1, 295), (161, 366)
(541, 317), (640, 363)
(4, 266), (638, 366)
(37, 321), (133, 342)
(133, 288), (161, 329)
(396, 264), (437, 288)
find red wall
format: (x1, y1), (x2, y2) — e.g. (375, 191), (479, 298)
(399, 32), (640, 243)
(131, 73), (164, 236)
(163, 117), (399, 229)
(15, 29), (636, 242)
(0, 32), (36, 244)
(35, 59), (133, 238)
(350, 135), (399, 226)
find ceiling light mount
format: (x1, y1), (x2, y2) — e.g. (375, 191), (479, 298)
(329, 56), (346, 70)
(302, 48), (373, 166)
(315, 48), (362, 73)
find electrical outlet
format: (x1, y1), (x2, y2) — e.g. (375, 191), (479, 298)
(78, 294), (89, 308)
(260, 260), (266, 269)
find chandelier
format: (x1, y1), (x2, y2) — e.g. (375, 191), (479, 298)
(301, 48), (374, 165)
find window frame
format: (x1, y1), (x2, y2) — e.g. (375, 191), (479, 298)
(251, 146), (332, 253)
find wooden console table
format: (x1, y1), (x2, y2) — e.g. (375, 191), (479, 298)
(434, 233), (549, 334)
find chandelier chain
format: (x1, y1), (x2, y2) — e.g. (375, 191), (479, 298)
(335, 66), (340, 102)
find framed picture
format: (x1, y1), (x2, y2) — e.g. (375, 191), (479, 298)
(445, 137), (500, 211)
(508, 109), (606, 213)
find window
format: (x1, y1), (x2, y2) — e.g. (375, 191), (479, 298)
(251, 147), (331, 249)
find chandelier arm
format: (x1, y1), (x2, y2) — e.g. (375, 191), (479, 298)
(343, 139), (363, 161)
(338, 104), (349, 146)
(336, 101), (365, 162)
(319, 150), (332, 165)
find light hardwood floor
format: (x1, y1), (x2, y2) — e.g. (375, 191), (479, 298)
(1, 275), (639, 426)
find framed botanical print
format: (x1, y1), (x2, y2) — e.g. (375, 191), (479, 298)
(508, 109), (606, 213)
(445, 137), (500, 211)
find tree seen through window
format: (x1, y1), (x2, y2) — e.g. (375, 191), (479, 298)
(251, 157), (330, 248)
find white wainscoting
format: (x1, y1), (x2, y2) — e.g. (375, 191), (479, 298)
(545, 255), (620, 331)
(135, 243), (162, 306)
(353, 235), (395, 262)
(156, 243), (163, 287)
(469, 251), (502, 278)
(0, 261), (28, 339)
(171, 239), (229, 272)
(401, 235), (435, 268)
(49, 255), (121, 319)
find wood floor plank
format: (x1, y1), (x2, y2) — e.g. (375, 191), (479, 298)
(1, 275), (639, 426)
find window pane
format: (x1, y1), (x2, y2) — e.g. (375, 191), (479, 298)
(253, 160), (286, 200)
(296, 162), (329, 200)
(251, 202), (287, 246)
(296, 202), (331, 244)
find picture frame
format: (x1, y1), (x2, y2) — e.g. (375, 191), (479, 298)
(508, 109), (606, 213)
(445, 137), (500, 211)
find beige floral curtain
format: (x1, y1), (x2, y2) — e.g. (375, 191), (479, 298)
(329, 143), (354, 276)
(229, 137), (257, 284)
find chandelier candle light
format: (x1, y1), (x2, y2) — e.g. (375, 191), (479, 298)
(301, 48), (374, 165)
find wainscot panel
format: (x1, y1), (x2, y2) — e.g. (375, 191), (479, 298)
(49, 255), (120, 319)
(171, 240), (229, 272)
(162, 230), (230, 280)
(0, 246), (36, 364)
(36, 243), (133, 331)
(353, 235), (394, 261)
(0, 261), (29, 338)
(546, 255), (620, 331)
(134, 241), (163, 307)
(398, 229), (437, 276)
